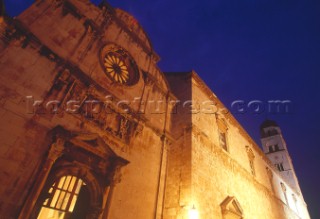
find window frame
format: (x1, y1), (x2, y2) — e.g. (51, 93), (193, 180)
(37, 175), (86, 219)
(216, 117), (229, 152)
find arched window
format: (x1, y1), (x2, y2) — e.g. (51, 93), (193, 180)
(37, 175), (89, 219)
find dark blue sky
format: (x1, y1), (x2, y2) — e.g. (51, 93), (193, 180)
(4, 0), (320, 218)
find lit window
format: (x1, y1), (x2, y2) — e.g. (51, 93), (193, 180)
(37, 176), (85, 219)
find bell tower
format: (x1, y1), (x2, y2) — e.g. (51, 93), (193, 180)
(260, 120), (302, 194)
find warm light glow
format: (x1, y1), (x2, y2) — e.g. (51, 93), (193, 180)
(104, 54), (129, 84)
(37, 176), (85, 219)
(189, 205), (199, 219)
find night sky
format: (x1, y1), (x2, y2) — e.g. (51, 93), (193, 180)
(3, 0), (320, 218)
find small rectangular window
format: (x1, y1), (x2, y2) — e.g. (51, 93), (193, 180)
(216, 117), (228, 151)
(246, 146), (256, 176)
(219, 131), (227, 151)
(275, 163), (284, 171)
(250, 160), (255, 176)
(269, 146), (274, 152)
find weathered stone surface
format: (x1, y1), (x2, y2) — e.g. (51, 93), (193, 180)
(0, 1), (310, 219)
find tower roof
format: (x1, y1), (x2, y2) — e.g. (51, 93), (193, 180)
(260, 119), (278, 130)
(260, 120), (280, 138)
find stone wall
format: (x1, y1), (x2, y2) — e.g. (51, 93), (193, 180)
(189, 71), (309, 219)
(164, 71), (310, 219)
(0, 1), (173, 218)
(0, 1), (310, 219)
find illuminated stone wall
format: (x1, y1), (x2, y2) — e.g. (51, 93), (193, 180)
(0, 1), (172, 218)
(164, 71), (310, 219)
(0, 1), (310, 219)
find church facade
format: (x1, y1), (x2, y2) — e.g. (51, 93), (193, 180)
(0, 1), (310, 219)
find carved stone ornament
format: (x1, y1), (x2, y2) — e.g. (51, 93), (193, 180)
(100, 44), (139, 85)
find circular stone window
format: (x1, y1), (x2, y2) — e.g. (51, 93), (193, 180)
(100, 44), (139, 86)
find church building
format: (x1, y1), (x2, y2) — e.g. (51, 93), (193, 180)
(0, 0), (310, 218)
